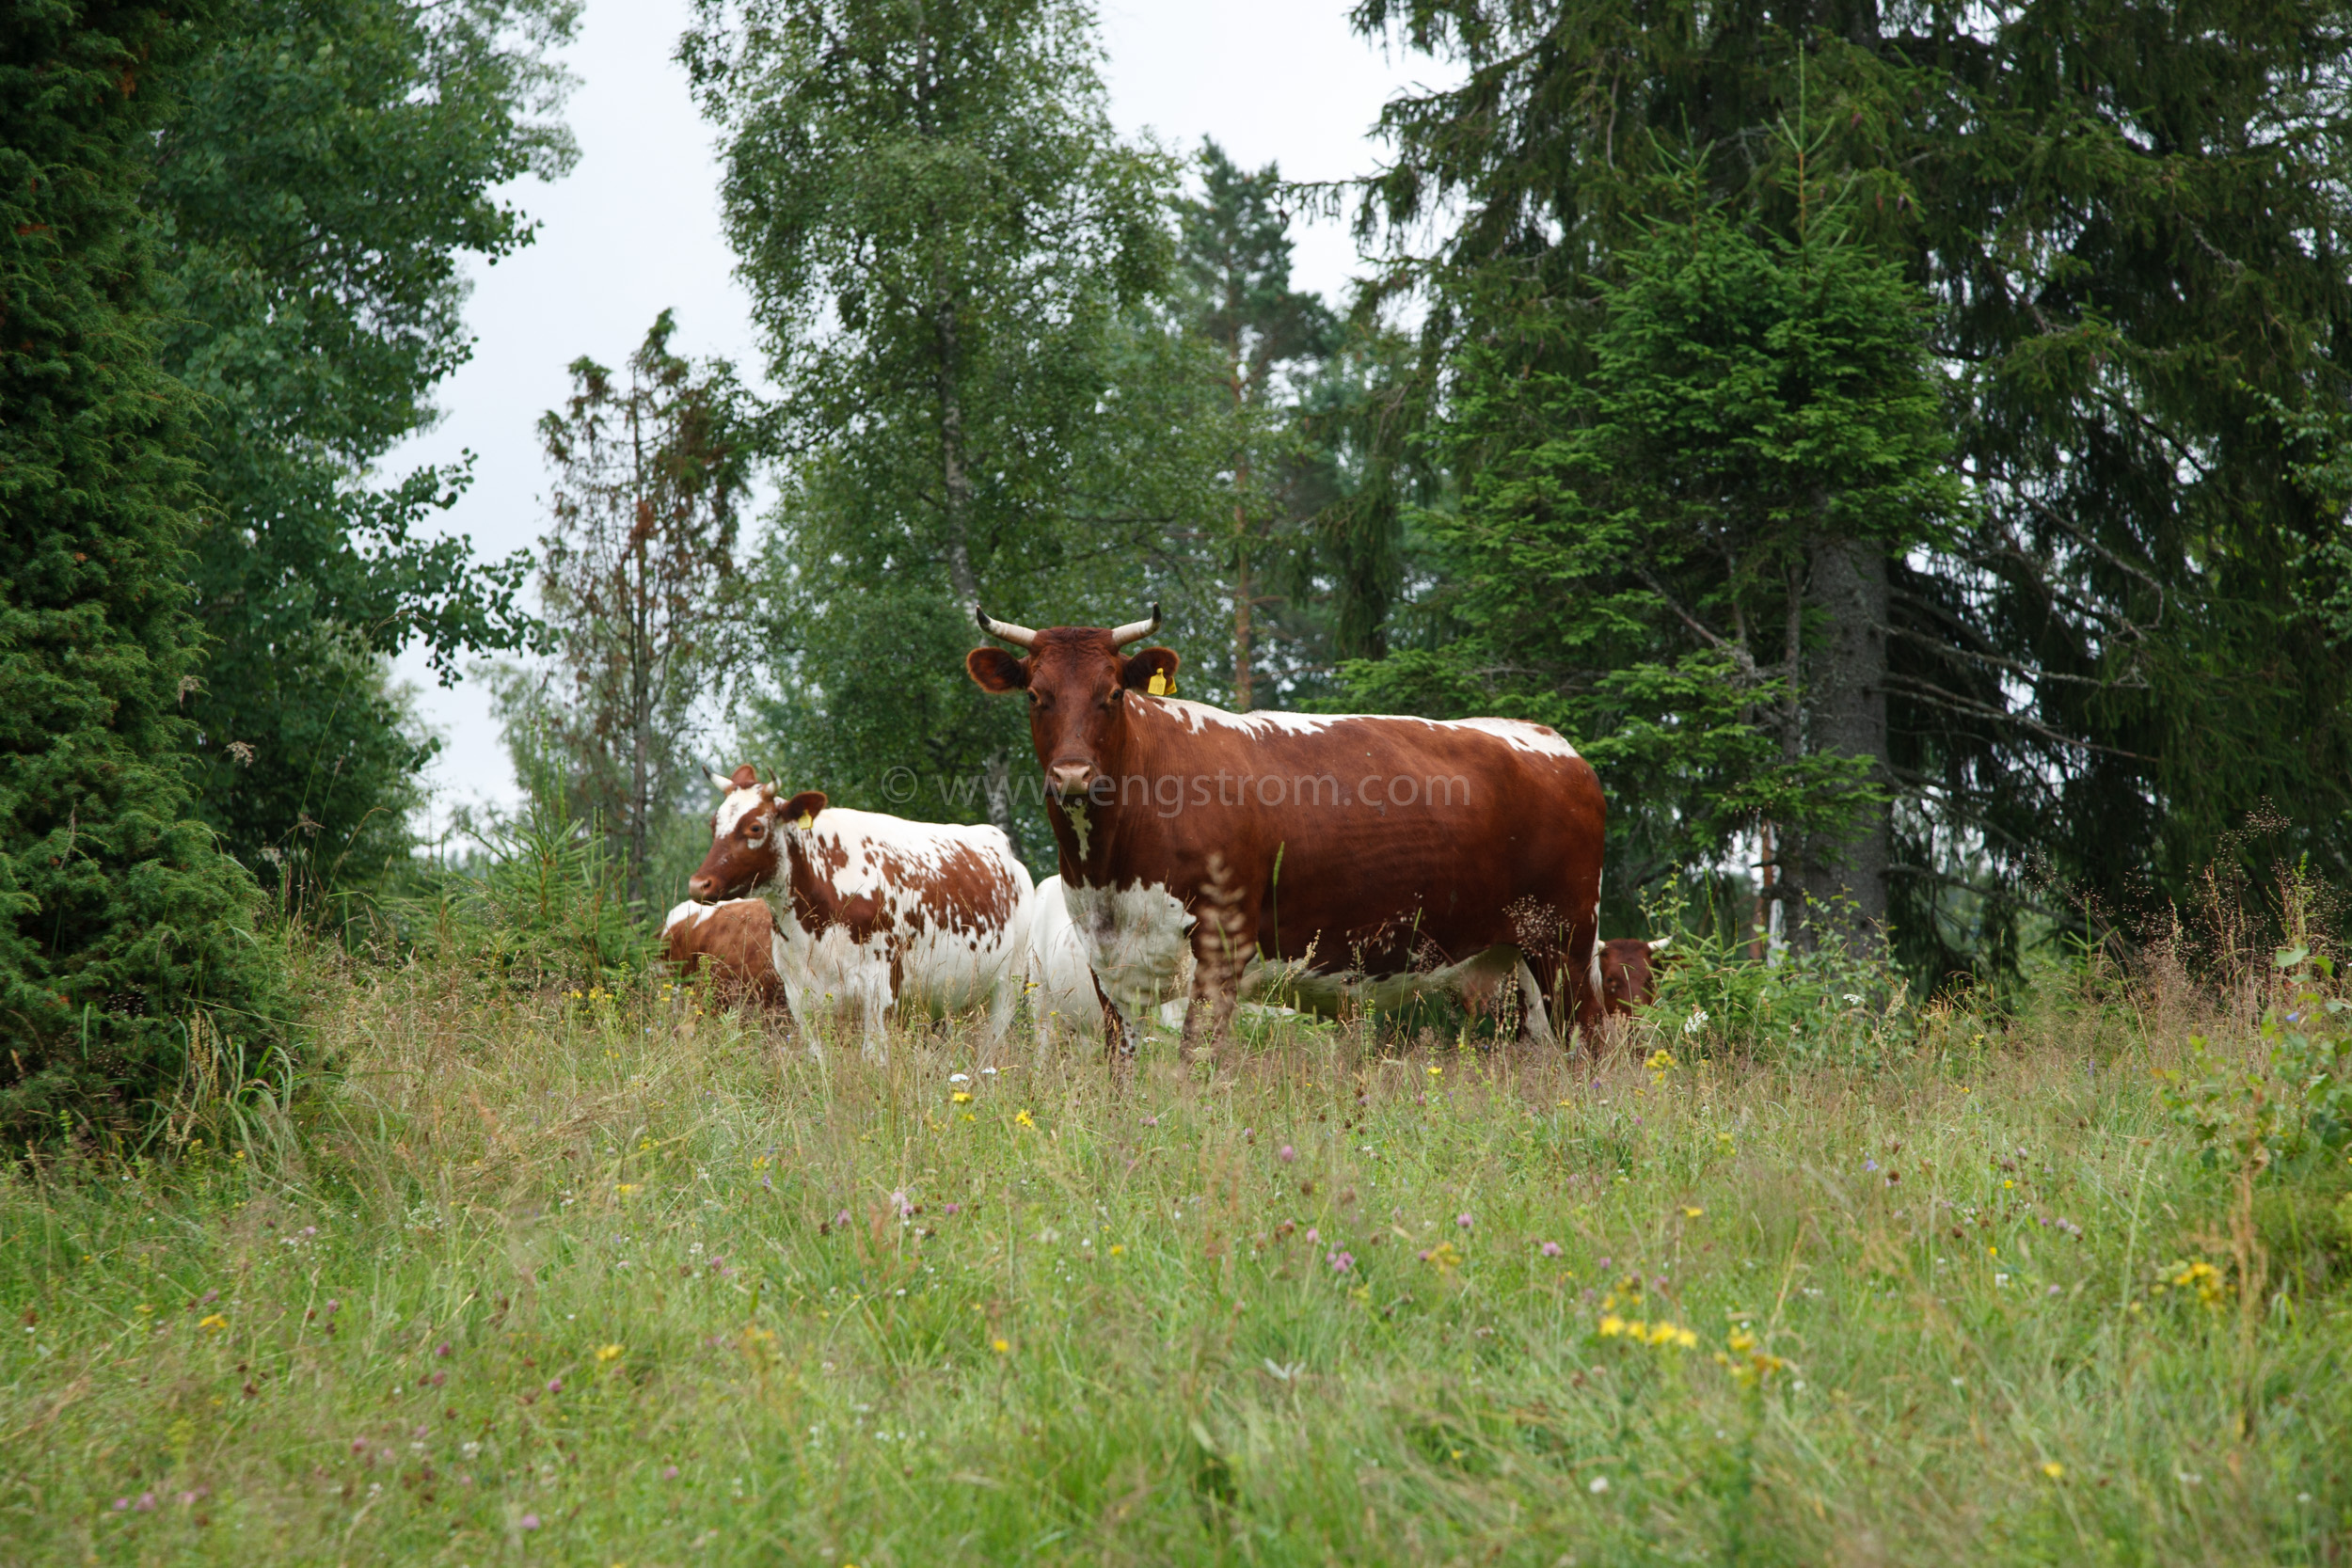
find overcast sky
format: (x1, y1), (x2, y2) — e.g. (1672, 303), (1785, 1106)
(387, 0), (1453, 827)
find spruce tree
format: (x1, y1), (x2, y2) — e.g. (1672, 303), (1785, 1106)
(0, 1), (281, 1138)
(1347, 0), (2352, 967)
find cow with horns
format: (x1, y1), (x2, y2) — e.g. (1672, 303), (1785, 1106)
(965, 605), (1610, 1062)
(685, 765), (1035, 1051)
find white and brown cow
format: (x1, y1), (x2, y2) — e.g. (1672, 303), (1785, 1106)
(966, 606), (1609, 1065)
(660, 897), (787, 1008)
(686, 767), (1033, 1052)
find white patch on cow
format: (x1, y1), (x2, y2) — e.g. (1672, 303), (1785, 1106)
(1027, 875), (1189, 1044)
(1062, 800), (1092, 860)
(660, 899), (716, 941)
(1154, 701), (1579, 761)
(713, 786), (766, 839)
(1454, 714), (1581, 760)
(1061, 877), (1195, 1033)
(1162, 700), (1340, 738)
(755, 806), (1033, 1055)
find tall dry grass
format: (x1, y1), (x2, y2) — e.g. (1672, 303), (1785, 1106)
(1, 933), (2344, 1565)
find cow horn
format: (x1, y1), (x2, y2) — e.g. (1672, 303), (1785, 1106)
(1110, 603), (1162, 647)
(702, 761), (733, 792)
(973, 604), (1038, 648)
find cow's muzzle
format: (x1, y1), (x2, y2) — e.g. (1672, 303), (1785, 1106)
(687, 872), (723, 902)
(1047, 762), (1095, 801)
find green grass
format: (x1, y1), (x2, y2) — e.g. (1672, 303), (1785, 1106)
(3, 955), (2347, 1565)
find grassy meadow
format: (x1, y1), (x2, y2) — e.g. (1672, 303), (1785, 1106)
(3, 945), (2347, 1566)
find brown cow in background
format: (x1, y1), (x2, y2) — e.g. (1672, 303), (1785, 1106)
(1598, 936), (1672, 1019)
(660, 898), (786, 1008)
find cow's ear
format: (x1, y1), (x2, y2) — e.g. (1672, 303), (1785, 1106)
(1120, 647), (1181, 695)
(784, 791), (826, 831)
(967, 647), (1029, 692)
(729, 764), (760, 790)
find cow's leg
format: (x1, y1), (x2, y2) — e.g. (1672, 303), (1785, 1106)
(1089, 966), (1136, 1075)
(979, 964), (1021, 1052)
(1566, 900), (1608, 1052)
(1181, 853), (1255, 1070)
(1513, 954), (1559, 1047)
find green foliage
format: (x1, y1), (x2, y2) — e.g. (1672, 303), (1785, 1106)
(153, 0), (578, 888)
(407, 762), (649, 995)
(517, 310), (765, 906)
(1346, 168), (1959, 927)
(1348, 0), (2352, 972)
(2159, 945), (2352, 1181)
(1645, 916), (1910, 1067)
(684, 0), (1226, 859)
(0, 0), (285, 1140)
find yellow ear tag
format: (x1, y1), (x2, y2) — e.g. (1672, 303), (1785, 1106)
(795, 813), (813, 831)
(1148, 671), (1169, 697)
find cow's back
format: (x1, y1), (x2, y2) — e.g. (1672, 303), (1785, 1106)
(1123, 703), (1603, 975)
(661, 899), (786, 1006)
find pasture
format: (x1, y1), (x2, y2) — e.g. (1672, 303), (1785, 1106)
(2, 949), (2344, 1566)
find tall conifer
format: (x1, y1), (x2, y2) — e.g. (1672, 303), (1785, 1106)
(0, 1), (280, 1136)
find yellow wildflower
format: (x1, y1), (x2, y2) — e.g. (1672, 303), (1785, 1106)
(1014, 1109), (1034, 1128)
(596, 1343), (624, 1363)
(992, 1338), (1009, 1354)
(2042, 1462), (2065, 1481)
(1682, 1206), (1704, 1219)
(953, 1091), (974, 1104)
(1427, 1064), (1442, 1078)
(198, 1313), (228, 1332)
(616, 1182), (641, 1196)
(1598, 1315), (1627, 1338)
(1109, 1244), (1125, 1256)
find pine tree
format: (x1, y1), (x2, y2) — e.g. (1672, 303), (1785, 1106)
(0, 1), (283, 1138)
(1175, 142), (1336, 710)
(514, 310), (763, 908)
(1347, 0), (2352, 966)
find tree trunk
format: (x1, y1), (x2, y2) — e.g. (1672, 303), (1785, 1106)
(1800, 534), (1891, 949)
(1232, 523), (1254, 712)
(1778, 562), (1808, 948)
(936, 300), (1016, 846)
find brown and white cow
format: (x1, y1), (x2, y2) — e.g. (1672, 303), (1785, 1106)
(685, 767), (1034, 1052)
(1599, 936), (1670, 1018)
(965, 606), (1609, 1062)
(660, 898), (787, 1008)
